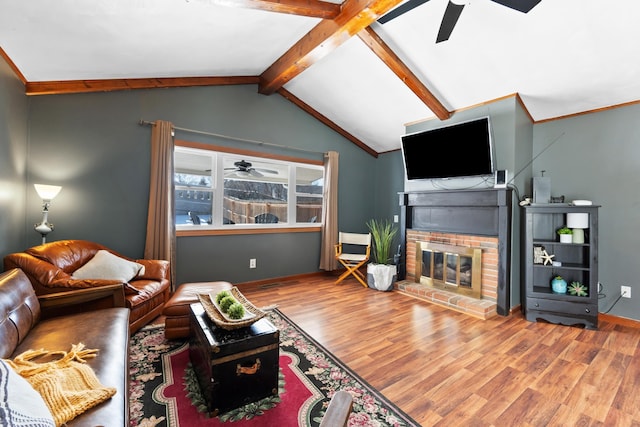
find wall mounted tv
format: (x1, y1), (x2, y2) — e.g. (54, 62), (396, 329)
(401, 117), (495, 180)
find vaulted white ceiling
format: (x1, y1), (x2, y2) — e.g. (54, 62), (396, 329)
(2, 0), (639, 155)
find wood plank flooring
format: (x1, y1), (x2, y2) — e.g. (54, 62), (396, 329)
(237, 274), (640, 426)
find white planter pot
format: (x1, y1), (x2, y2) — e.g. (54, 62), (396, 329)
(367, 263), (397, 292)
(559, 234), (572, 243)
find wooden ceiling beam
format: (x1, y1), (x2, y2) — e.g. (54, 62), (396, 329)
(24, 76), (259, 96)
(277, 88), (378, 157)
(357, 27), (451, 121)
(258, 0), (405, 95)
(209, 0), (340, 18)
(0, 48), (27, 86)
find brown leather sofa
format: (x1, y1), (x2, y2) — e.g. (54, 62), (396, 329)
(3, 239), (170, 333)
(0, 268), (130, 425)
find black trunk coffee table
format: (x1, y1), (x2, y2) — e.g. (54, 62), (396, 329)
(188, 303), (280, 416)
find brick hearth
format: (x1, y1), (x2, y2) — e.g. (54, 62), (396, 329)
(398, 230), (499, 319)
(396, 281), (498, 319)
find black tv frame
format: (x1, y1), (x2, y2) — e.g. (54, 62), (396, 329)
(401, 117), (495, 181)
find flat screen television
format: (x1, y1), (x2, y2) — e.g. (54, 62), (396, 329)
(401, 117), (495, 180)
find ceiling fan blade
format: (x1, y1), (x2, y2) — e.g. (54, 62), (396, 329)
(436, 1), (465, 43)
(255, 168), (278, 175)
(489, 0), (541, 13)
(249, 169), (264, 177)
(228, 170), (252, 178)
(378, 0), (432, 24)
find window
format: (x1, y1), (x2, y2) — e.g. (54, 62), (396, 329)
(295, 166), (323, 224)
(174, 145), (324, 231)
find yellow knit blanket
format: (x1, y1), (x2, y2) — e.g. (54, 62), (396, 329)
(5, 343), (116, 427)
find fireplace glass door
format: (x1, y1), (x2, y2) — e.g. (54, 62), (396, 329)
(418, 242), (482, 298)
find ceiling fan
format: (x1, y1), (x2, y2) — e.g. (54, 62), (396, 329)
(224, 160), (278, 177)
(378, 0), (542, 43)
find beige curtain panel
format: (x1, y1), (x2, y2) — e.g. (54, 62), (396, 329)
(319, 150), (339, 271)
(144, 120), (177, 289)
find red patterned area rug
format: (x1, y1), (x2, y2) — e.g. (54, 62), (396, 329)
(129, 309), (419, 427)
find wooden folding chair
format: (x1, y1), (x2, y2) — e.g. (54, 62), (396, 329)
(334, 232), (371, 287)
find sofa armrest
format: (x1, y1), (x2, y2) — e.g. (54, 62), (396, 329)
(135, 259), (170, 281)
(38, 284), (126, 309)
(37, 283), (126, 319)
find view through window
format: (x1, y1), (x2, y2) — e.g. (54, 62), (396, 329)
(175, 146), (324, 229)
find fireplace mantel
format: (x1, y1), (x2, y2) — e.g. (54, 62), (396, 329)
(398, 188), (513, 315)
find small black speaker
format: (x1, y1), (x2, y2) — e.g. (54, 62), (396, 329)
(494, 170), (507, 188)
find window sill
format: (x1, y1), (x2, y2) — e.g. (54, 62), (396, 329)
(177, 225), (322, 237)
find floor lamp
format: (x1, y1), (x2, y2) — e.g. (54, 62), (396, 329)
(34, 184), (62, 244)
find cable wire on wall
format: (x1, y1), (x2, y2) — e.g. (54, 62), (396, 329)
(138, 120), (324, 156)
(599, 282), (625, 314)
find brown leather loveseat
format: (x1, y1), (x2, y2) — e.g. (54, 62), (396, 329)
(0, 268), (130, 425)
(3, 239), (170, 333)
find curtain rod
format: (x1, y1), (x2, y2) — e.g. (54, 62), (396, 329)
(138, 119), (324, 155)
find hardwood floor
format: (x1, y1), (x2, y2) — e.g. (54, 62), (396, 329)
(236, 274), (640, 426)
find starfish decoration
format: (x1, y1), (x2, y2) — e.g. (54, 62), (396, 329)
(541, 250), (555, 266)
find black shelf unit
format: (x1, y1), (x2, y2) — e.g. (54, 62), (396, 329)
(521, 204), (599, 329)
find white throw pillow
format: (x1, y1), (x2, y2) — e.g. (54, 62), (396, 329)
(0, 359), (56, 426)
(72, 250), (144, 282)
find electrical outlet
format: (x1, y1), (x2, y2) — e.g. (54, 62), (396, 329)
(249, 258), (256, 269)
(621, 285), (631, 298)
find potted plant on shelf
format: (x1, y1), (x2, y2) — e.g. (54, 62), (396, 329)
(365, 218), (399, 292)
(557, 226), (573, 243)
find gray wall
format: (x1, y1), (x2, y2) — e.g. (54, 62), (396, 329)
(403, 97), (531, 308)
(533, 104), (640, 321)
(24, 85), (378, 285)
(511, 99), (534, 306)
(373, 150), (405, 222)
(0, 58), (28, 255)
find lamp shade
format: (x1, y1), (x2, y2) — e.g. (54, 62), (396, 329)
(34, 184), (62, 201)
(566, 213), (589, 229)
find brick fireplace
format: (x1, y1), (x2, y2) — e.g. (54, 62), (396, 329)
(399, 230), (499, 318)
(395, 188), (513, 318)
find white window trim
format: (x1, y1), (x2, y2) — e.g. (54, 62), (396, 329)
(174, 143), (324, 233)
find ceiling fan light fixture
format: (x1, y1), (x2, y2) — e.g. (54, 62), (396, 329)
(224, 158), (279, 179)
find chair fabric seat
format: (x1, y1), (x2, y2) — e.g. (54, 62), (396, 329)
(338, 254), (368, 262)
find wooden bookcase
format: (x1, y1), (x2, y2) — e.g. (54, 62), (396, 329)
(521, 204), (599, 329)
